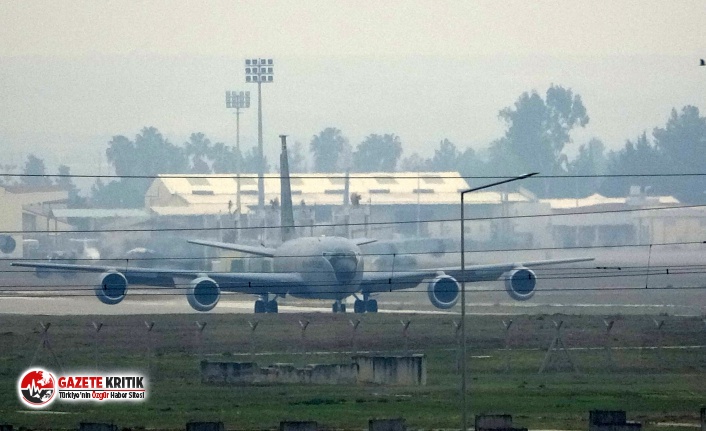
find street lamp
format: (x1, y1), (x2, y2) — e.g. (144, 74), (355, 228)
(459, 172), (538, 431)
(245, 58), (274, 212)
(225, 91), (251, 224)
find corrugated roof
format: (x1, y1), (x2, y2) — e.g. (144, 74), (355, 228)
(541, 193), (679, 209)
(149, 172), (494, 209)
(51, 208), (151, 219)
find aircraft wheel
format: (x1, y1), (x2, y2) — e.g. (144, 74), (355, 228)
(254, 300), (266, 313)
(366, 299), (378, 313)
(354, 299), (365, 314)
(332, 303), (338, 313)
(340, 303), (346, 313)
(266, 300), (278, 313)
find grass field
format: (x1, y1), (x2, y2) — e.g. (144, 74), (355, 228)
(1, 312), (705, 430)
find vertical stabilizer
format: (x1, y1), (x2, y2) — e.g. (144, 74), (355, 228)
(279, 135), (296, 242)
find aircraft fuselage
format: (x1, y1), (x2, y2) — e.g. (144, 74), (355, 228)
(273, 236), (363, 300)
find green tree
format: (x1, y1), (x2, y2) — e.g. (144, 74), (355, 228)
(185, 132), (213, 174)
(652, 106), (706, 202)
(55, 164), (85, 207)
(210, 142), (242, 174)
(427, 139), (460, 171)
(288, 141), (307, 173)
(601, 133), (660, 197)
(400, 152), (426, 171)
(352, 134), (403, 172)
(98, 127), (187, 208)
(242, 146), (270, 174)
(491, 85), (589, 196)
(567, 138), (608, 197)
(21, 154), (52, 187)
(310, 128), (351, 172)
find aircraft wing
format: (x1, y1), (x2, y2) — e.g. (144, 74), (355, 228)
(360, 257), (594, 293)
(11, 262), (303, 296)
(187, 239), (276, 257)
(435, 257), (595, 282)
(360, 270), (439, 293)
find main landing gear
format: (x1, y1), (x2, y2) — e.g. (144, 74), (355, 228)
(254, 295), (278, 313)
(350, 293), (378, 314)
(332, 300), (346, 313)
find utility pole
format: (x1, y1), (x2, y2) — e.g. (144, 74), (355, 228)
(225, 90), (250, 232)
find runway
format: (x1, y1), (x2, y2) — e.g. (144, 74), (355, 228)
(2, 246), (705, 316)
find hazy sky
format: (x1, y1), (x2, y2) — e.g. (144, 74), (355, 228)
(0, 1), (704, 174)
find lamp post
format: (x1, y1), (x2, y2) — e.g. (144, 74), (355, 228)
(225, 91), (250, 221)
(245, 58), (274, 212)
(459, 172), (538, 431)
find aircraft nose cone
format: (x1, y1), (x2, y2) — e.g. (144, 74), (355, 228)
(325, 252), (359, 284)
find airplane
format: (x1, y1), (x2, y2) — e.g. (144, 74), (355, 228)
(13, 135), (593, 314)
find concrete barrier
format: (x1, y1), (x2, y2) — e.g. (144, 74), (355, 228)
(78, 423), (118, 431)
(202, 356), (425, 385)
(475, 414), (513, 430)
(474, 414), (527, 431)
(279, 421), (317, 431)
(201, 361), (357, 385)
(589, 410), (641, 431)
(354, 354), (426, 385)
(185, 422), (225, 431)
(369, 418), (406, 431)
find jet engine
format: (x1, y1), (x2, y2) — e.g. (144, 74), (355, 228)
(427, 274), (460, 309)
(504, 267), (536, 301)
(0, 235), (15, 254)
(187, 276), (220, 312)
(95, 271), (128, 305)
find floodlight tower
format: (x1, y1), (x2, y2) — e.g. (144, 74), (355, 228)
(225, 91), (251, 216)
(245, 58), (274, 211)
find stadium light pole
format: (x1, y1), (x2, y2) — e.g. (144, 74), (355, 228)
(225, 91), (251, 217)
(459, 172), (538, 431)
(245, 58), (274, 212)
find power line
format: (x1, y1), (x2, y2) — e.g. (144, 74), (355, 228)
(4, 172), (706, 180)
(3, 202), (706, 235)
(2, 238), (705, 262)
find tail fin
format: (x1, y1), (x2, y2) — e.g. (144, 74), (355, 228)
(279, 135), (296, 242)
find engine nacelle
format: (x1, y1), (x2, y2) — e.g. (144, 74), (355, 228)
(0, 235), (16, 254)
(427, 274), (460, 309)
(95, 271), (128, 305)
(187, 276), (220, 312)
(504, 267), (537, 301)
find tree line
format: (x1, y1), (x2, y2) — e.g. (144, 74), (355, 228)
(2, 85), (705, 207)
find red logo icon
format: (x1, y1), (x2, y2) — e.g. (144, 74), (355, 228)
(18, 369), (56, 408)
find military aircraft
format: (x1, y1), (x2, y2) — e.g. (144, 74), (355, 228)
(13, 135), (592, 314)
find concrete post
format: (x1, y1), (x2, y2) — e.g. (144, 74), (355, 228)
(349, 319), (361, 356)
(299, 319), (310, 363)
(401, 320), (411, 354)
(92, 321), (103, 370)
(195, 321), (207, 361)
(653, 319), (665, 368)
(604, 319), (615, 370)
(539, 320), (577, 373)
(502, 319), (513, 372)
(144, 321), (155, 371)
(248, 320), (259, 362)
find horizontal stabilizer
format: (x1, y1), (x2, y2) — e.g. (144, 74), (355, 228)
(187, 240), (276, 258)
